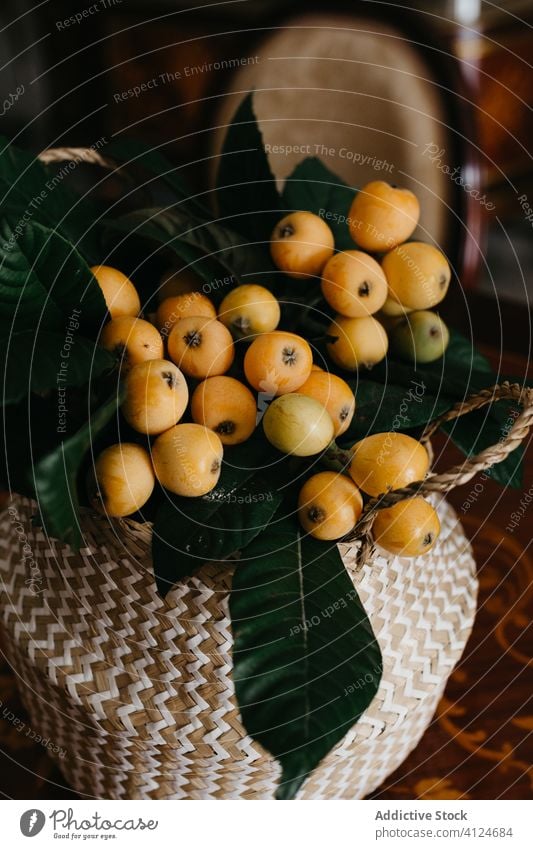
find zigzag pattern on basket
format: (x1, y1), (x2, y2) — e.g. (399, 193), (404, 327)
(0, 494), (477, 799)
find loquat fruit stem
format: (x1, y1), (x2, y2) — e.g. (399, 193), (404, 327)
(322, 441), (352, 472)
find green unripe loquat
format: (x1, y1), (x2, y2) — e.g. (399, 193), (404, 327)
(263, 394), (334, 456)
(390, 310), (450, 363)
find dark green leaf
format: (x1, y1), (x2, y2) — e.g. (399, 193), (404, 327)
(0, 218), (108, 332)
(152, 438), (284, 595)
(441, 328), (493, 374)
(216, 93), (282, 240)
(341, 379), (448, 441)
(368, 330), (495, 400)
(105, 207), (273, 288)
(152, 474), (282, 595)
(283, 157), (355, 250)
(443, 399), (524, 489)
(1, 329), (115, 404)
(32, 390), (122, 547)
(104, 137), (210, 217)
(231, 516), (382, 799)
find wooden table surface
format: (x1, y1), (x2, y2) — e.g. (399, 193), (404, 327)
(0, 326), (531, 801)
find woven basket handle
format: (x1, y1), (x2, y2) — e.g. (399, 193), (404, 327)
(349, 381), (533, 549)
(38, 146), (118, 170)
(419, 381), (533, 490)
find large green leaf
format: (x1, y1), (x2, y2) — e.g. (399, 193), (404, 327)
(1, 328), (115, 404)
(366, 329), (494, 400)
(216, 93), (282, 240)
(105, 207), (273, 288)
(152, 473), (282, 596)
(0, 136), (101, 261)
(441, 329), (493, 374)
(231, 516), (382, 799)
(341, 379), (448, 442)
(283, 157), (355, 250)
(32, 390), (122, 547)
(0, 218), (108, 332)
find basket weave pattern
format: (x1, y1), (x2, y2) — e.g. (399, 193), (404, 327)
(0, 494), (477, 799)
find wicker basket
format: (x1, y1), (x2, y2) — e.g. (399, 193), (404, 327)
(1, 492), (476, 800)
(2, 382), (532, 799)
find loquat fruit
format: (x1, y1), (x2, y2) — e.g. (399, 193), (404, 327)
(244, 330), (313, 395)
(327, 315), (388, 371)
(191, 376), (257, 445)
(382, 242), (451, 310)
(380, 296), (413, 317)
(218, 284), (280, 338)
(262, 393), (334, 456)
(100, 316), (163, 370)
(296, 369), (355, 437)
(372, 497), (441, 557)
(167, 316), (235, 379)
(270, 211), (334, 278)
(158, 266), (203, 302)
(152, 423), (223, 497)
(156, 291), (216, 334)
(349, 432), (429, 497)
(91, 443), (154, 517)
(121, 359), (189, 435)
(321, 250), (388, 317)
(90, 265), (141, 319)
(390, 310), (450, 364)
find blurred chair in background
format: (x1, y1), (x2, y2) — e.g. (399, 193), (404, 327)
(212, 11), (484, 290)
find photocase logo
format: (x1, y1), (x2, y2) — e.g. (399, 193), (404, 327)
(20, 809), (46, 837)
